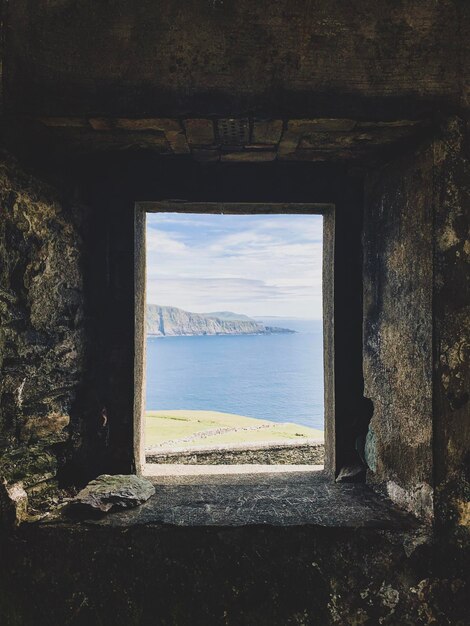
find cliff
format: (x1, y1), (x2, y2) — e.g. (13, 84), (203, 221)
(146, 305), (294, 336)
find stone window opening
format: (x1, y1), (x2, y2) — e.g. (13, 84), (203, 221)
(134, 202), (335, 478)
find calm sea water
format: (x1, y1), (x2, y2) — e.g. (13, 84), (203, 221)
(145, 318), (324, 430)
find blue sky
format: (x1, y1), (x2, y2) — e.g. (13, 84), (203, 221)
(146, 213), (323, 318)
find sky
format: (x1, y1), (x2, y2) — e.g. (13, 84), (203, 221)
(146, 212), (323, 319)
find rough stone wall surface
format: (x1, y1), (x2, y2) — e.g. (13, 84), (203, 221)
(364, 144), (434, 520)
(0, 128), (466, 626)
(363, 119), (470, 529)
(0, 1), (468, 622)
(146, 441), (325, 465)
(432, 120), (470, 532)
(0, 522), (468, 626)
(5, 0), (469, 118)
(0, 153), (85, 513)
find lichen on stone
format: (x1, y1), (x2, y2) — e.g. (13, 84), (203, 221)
(0, 152), (85, 513)
(71, 474), (155, 514)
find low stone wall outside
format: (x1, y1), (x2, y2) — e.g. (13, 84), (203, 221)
(146, 439), (324, 465)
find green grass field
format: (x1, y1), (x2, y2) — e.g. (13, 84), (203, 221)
(145, 410), (324, 449)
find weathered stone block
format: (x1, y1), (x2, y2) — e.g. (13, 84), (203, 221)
(20, 414), (70, 444)
(184, 119), (215, 145)
(0, 447), (57, 488)
(0, 480), (28, 527)
(288, 119), (357, 133)
(88, 117), (114, 130)
(165, 130), (190, 154)
(114, 118), (180, 131)
(278, 130), (300, 156)
(252, 120), (283, 144)
(71, 474), (155, 514)
(220, 150), (277, 162)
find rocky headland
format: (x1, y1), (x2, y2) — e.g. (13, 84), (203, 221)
(146, 305), (295, 336)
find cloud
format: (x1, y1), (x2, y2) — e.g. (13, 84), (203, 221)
(145, 214), (323, 318)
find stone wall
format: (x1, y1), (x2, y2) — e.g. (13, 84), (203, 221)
(146, 440), (325, 465)
(0, 153), (85, 517)
(5, 0), (469, 119)
(363, 119), (470, 525)
(1, 510), (468, 626)
(364, 141), (434, 520)
(0, 136), (467, 625)
(0, 2), (468, 622)
(432, 120), (470, 530)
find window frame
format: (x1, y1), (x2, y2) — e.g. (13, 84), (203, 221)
(134, 202), (335, 476)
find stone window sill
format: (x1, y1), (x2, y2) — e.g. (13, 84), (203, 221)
(43, 468), (418, 530)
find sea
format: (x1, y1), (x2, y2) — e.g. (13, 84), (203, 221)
(145, 318), (324, 430)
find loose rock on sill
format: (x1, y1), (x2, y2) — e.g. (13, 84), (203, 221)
(70, 474), (155, 515)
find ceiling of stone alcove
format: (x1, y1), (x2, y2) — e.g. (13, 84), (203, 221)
(32, 116), (430, 162)
(4, 0), (468, 121)
(4, 0), (463, 162)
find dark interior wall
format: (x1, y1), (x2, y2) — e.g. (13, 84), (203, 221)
(5, 0), (468, 119)
(363, 143), (434, 520)
(0, 149), (367, 504)
(0, 153), (86, 509)
(432, 119), (470, 530)
(363, 119), (470, 526)
(77, 156), (366, 479)
(3, 522), (468, 626)
(0, 2), (468, 623)
(0, 120), (467, 626)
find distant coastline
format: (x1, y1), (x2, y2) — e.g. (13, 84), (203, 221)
(146, 305), (296, 337)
